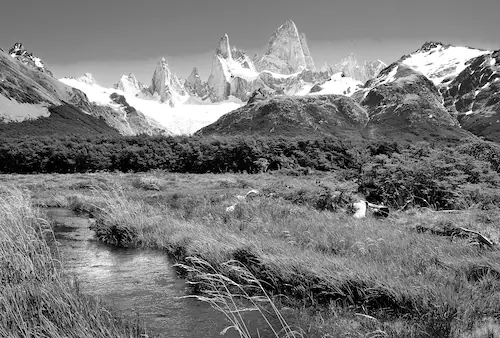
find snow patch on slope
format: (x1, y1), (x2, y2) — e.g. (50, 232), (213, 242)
(60, 77), (114, 106)
(125, 96), (241, 135)
(309, 72), (363, 96)
(0, 94), (50, 122)
(261, 70), (301, 79)
(60, 77), (242, 135)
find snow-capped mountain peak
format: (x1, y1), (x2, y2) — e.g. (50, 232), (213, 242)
(401, 42), (491, 85)
(78, 73), (96, 85)
(114, 73), (145, 95)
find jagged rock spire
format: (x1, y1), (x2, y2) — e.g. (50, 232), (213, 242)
(150, 57), (186, 106)
(216, 34), (232, 59)
(265, 20), (315, 73)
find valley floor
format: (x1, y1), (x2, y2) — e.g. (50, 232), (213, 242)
(2, 172), (500, 337)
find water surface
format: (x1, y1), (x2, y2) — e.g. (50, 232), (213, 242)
(48, 208), (271, 338)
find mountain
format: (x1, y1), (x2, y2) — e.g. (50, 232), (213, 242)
(60, 75), (172, 136)
(2, 31), (498, 143)
(325, 54), (387, 83)
(114, 73), (147, 96)
(254, 20), (315, 74)
(196, 94), (368, 138)
(61, 72), (241, 136)
(198, 62), (478, 144)
(205, 21), (337, 102)
(1, 42), (174, 137)
(150, 58), (188, 106)
(394, 41), (498, 142)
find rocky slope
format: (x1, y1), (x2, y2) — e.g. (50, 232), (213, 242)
(393, 41), (498, 141)
(441, 50), (500, 142)
(353, 63), (470, 142)
(196, 94), (368, 138)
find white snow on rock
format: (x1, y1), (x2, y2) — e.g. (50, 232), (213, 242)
(402, 44), (491, 85)
(309, 72), (363, 96)
(0, 94), (50, 122)
(217, 54), (260, 83)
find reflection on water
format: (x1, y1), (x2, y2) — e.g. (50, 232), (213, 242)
(47, 208), (251, 338)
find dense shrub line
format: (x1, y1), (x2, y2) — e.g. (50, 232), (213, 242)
(0, 135), (358, 174)
(360, 143), (500, 209)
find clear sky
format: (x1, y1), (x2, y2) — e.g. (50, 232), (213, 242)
(1, 0), (499, 87)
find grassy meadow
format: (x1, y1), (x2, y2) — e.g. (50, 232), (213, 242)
(1, 171), (500, 337)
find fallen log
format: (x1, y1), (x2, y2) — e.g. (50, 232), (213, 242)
(416, 224), (495, 248)
(458, 227), (495, 248)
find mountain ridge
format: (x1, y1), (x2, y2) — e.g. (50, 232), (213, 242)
(1, 23), (499, 143)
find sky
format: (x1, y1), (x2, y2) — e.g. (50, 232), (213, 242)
(1, 0), (499, 87)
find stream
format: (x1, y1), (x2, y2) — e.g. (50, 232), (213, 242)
(47, 208), (275, 338)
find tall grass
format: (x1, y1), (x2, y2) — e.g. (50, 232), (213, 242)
(0, 188), (150, 337)
(178, 257), (303, 338)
